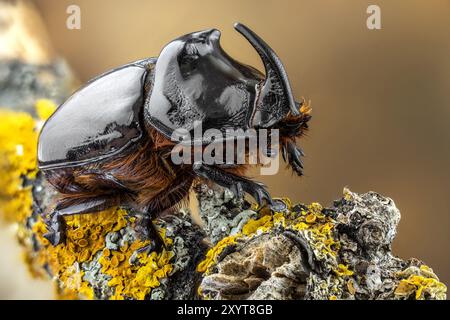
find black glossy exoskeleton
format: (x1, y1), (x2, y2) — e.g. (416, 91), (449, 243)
(37, 23), (311, 247)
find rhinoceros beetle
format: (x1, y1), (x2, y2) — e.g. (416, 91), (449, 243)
(37, 23), (311, 248)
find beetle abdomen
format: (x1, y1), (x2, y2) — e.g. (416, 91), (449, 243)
(43, 127), (184, 210)
(38, 58), (156, 169)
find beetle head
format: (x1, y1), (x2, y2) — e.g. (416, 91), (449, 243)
(145, 23), (299, 138)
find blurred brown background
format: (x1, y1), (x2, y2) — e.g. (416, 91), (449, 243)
(1, 0), (449, 298)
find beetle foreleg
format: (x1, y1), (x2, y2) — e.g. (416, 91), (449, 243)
(276, 109), (310, 176)
(281, 140), (305, 176)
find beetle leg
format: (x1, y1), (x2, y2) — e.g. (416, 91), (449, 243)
(138, 172), (194, 252)
(134, 215), (166, 255)
(276, 108), (309, 176)
(43, 213), (66, 246)
(281, 140), (305, 176)
(193, 163), (272, 206)
(44, 196), (117, 246)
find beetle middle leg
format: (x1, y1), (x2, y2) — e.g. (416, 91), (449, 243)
(134, 215), (166, 255)
(193, 163), (272, 206)
(137, 172), (194, 252)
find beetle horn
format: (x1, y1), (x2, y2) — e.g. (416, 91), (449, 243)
(234, 22), (299, 127)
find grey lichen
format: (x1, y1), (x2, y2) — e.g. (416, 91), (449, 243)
(155, 211), (207, 300)
(0, 59), (76, 114)
(82, 251), (114, 300)
(195, 183), (256, 244)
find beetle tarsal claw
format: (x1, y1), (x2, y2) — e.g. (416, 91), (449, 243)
(134, 215), (166, 253)
(136, 244), (154, 255)
(230, 182), (244, 200)
(43, 213), (67, 246)
(246, 181), (273, 207)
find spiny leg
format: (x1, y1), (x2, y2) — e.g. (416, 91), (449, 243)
(193, 163), (272, 206)
(44, 195), (118, 246)
(277, 105), (310, 176)
(281, 140), (305, 176)
(139, 173), (194, 252)
(134, 214), (166, 254)
(43, 166), (135, 246)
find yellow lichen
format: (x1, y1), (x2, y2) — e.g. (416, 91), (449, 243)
(334, 264), (354, 277)
(347, 279), (356, 295)
(31, 207), (127, 298)
(196, 235), (238, 274)
(99, 227), (174, 300)
(394, 265), (447, 300)
(0, 100), (56, 223)
(35, 99), (57, 121)
(242, 215), (273, 235)
(0, 109), (38, 222)
(32, 206), (175, 300)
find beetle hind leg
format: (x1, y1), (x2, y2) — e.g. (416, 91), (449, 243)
(43, 196), (119, 246)
(43, 214), (66, 246)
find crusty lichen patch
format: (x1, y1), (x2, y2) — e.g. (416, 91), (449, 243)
(28, 200), (176, 300)
(394, 265), (447, 300)
(30, 205), (175, 300)
(99, 225), (174, 300)
(197, 198), (354, 299)
(196, 189), (447, 300)
(197, 200), (342, 275)
(0, 109), (37, 222)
